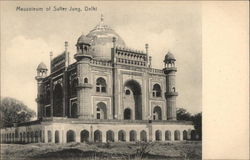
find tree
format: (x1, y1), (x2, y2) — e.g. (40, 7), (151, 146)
(191, 112), (202, 140)
(177, 108), (202, 140)
(0, 97), (36, 128)
(176, 108), (191, 121)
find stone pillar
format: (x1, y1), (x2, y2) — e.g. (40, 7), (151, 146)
(180, 132), (183, 141)
(62, 130), (66, 143)
(44, 130), (48, 143)
(126, 132), (130, 142)
(138, 132), (141, 141)
(51, 130), (55, 143)
(171, 131), (175, 141)
(187, 130), (191, 140)
(114, 131), (118, 142)
(76, 130), (81, 142)
(102, 132), (106, 143)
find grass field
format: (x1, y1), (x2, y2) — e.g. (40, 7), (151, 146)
(0, 141), (201, 160)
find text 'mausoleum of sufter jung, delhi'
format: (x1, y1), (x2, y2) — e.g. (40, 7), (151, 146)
(1, 15), (194, 144)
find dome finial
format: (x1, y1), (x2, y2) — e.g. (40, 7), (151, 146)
(101, 14), (104, 22)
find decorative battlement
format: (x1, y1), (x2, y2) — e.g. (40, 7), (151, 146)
(114, 46), (147, 67)
(116, 58), (146, 67)
(148, 68), (164, 74)
(115, 46), (147, 60)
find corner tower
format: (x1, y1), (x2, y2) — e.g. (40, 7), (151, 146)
(74, 34), (93, 119)
(35, 62), (47, 120)
(163, 52), (178, 120)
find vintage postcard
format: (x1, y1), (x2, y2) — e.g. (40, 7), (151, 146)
(0, 1), (248, 160)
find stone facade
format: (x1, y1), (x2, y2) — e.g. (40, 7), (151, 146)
(0, 16), (194, 144)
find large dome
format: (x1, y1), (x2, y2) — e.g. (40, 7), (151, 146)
(78, 15), (126, 60)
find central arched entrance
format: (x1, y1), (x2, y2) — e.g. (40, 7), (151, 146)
(124, 80), (142, 120)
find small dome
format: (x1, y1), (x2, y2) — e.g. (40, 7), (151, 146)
(37, 62), (47, 71)
(164, 52), (176, 62)
(77, 34), (92, 44)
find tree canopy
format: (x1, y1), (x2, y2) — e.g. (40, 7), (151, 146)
(177, 108), (202, 140)
(0, 97), (36, 128)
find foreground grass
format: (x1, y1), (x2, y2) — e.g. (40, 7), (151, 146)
(0, 141), (201, 160)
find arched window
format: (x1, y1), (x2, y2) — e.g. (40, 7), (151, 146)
(129, 130), (137, 142)
(48, 130), (52, 142)
(153, 106), (162, 120)
(106, 130), (114, 142)
(174, 130), (180, 141)
(20, 133), (23, 142)
(96, 102), (107, 119)
(124, 108), (132, 120)
(55, 130), (59, 143)
(191, 130), (196, 140)
(94, 130), (102, 142)
(152, 84), (162, 97)
(96, 77), (107, 93)
(84, 78), (88, 83)
(172, 87), (176, 92)
(27, 132), (30, 143)
(140, 130), (147, 142)
(165, 130), (171, 141)
(66, 130), (76, 143)
(80, 130), (89, 142)
(155, 130), (162, 141)
(118, 130), (126, 142)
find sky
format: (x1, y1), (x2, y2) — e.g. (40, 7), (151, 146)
(1, 1), (202, 115)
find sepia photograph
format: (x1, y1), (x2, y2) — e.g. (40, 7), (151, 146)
(0, 1), (248, 160)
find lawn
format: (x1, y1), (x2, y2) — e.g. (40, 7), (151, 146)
(0, 141), (201, 160)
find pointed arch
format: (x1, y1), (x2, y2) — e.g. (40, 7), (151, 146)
(66, 130), (76, 143)
(94, 130), (102, 142)
(118, 130), (126, 142)
(174, 130), (180, 141)
(153, 106), (162, 120)
(155, 130), (162, 141)
(124, 80), (142, 120)
(140, 130), (147, 142)
(129, 130), (137, 142)
(165, 130), (171, 141)
(80, 130), (89, 142)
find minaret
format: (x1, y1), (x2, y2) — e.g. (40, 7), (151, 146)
(35, 62), (48, 120)
(74, 34), (93, 119)
(163, 51), (178, 120)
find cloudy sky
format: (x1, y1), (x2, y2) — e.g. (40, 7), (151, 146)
(1, 1), (201, 114)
